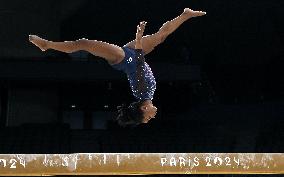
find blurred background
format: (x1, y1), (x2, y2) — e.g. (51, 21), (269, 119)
(0, 0), (283, 168)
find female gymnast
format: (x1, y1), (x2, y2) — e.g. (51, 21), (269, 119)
(29, 8), (206, 127)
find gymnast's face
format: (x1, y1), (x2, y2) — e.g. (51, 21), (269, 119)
(140, 103), (158, 123)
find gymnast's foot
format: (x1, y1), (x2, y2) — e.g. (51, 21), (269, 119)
(182, 8), (206, 18)
(29, 35), (49, 51)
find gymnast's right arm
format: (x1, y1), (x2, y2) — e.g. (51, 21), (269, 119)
(135, 21), (147, 94)
(135, 21), (146, 50)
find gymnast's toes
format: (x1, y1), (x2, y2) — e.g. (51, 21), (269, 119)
(183, 8), (206, 18)
(29, 35), (48, 51)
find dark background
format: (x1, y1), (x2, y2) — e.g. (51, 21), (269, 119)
(0, 1), (283, 175)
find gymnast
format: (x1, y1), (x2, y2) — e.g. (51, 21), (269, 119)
(29, 8), (206, 127)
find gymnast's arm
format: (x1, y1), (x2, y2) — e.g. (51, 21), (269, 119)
(135, 21), (147, 94)
(135, 21), (146, 50)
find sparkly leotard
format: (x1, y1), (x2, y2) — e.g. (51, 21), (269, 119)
(111, 47), (156, 101)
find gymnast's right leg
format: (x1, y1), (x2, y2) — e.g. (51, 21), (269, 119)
(29, 35), (125, 65)
(124, 8), (206, 55)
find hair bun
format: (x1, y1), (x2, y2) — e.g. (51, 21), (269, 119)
(117, 103), (127, 111)
(115, 101), (143, 127)
(116, 103), (130, 120)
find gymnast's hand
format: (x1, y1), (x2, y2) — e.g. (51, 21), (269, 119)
(135, 21), (147, 49)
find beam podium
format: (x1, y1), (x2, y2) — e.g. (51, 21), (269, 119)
(0, 153), (283, 175)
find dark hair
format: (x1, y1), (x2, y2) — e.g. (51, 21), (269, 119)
(115, 101), (144, 127)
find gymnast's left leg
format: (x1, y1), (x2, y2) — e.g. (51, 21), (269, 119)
(124, 8), (206, 55)
(29, 35), (125, 65)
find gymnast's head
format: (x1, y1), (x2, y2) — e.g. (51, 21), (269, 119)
(115, 100), (157, 127)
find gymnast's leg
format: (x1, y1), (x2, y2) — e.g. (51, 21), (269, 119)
(124, 8), (206, 55)
(29, 35), (125, 65)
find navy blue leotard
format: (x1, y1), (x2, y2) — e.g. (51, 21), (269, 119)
(111, 47), (156, 101)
